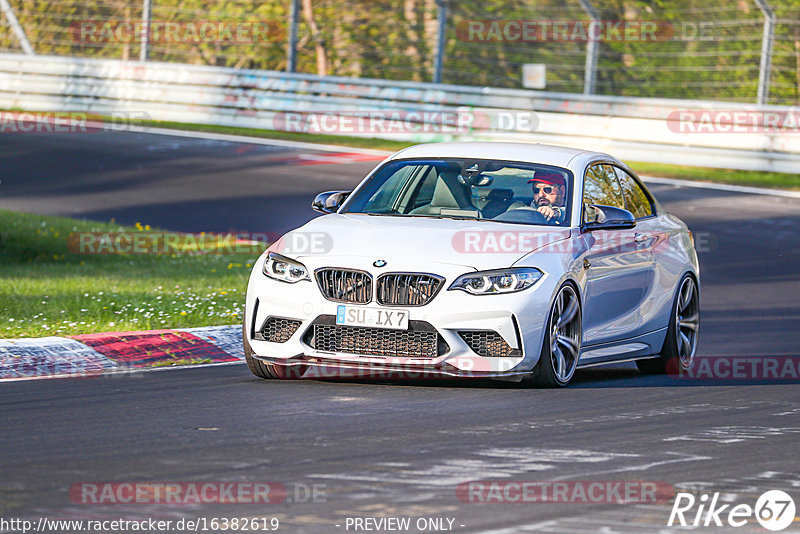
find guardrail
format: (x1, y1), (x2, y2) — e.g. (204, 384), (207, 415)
(1, 53), (798, 173)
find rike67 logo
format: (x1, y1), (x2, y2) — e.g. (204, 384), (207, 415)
(668, 490), (796, 531)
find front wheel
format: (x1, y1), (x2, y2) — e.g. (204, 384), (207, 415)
(242, 316), (308, 379)
(524, 283), (582, 387)
(243, 317), (277, 379)
(636, 273), (699, 375)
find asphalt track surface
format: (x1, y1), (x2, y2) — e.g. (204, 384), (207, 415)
(1, 130), (799, 533)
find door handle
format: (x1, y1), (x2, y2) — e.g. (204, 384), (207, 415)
(583, 258), (591, 269)
(634, 233), (647, 243)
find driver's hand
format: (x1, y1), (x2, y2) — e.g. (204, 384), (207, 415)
(537, 206), (557, 220)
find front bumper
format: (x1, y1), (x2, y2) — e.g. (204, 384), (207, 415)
(244, 254), (556, 379)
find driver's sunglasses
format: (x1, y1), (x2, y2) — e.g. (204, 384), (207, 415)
(534, 185), (556, 194)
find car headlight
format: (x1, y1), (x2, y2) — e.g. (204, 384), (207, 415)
(449, 267), (543, 295)
(262, 252), (310, 283)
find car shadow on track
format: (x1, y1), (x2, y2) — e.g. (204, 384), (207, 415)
(283, 361), (799, 389)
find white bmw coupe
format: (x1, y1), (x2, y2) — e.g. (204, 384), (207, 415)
(243, 142), (699, 387)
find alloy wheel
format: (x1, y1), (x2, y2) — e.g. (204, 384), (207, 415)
(549, 285), (582, 383)
(675, 276), (699, 368)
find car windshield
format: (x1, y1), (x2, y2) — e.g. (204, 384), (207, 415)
(342, 158), (573, 226)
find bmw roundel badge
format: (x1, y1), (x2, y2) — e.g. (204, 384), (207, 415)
(373, 259), (387, 268)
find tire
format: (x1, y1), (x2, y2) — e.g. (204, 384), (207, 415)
(636, 273), (699, 375)
(523, 282), (582, 387)
(242, 316), (308, 379)
(243, 316), (278, 379)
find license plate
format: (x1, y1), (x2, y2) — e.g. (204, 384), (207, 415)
(336, 305), (409, 330)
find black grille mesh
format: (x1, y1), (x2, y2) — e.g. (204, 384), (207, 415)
(377, 273), (443, 306)
(458, 330), (520, 358)
(312, 324), (439, 358)
(261, 317), (302, 343)
(316, 269), (372, 303)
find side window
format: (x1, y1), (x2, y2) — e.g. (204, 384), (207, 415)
(583, 164), (625, 223)
(614, 167), (655, 219)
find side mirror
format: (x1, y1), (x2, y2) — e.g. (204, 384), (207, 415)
(312, 191), (351, 214)
(584, 204), (636, 231)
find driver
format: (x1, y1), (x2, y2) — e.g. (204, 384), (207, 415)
(527, 171), (567, 223)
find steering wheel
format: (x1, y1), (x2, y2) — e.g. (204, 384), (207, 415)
(492, 206), (550, 224)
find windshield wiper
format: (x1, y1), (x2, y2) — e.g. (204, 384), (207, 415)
(359, 212), (502, 222)
(364, 210), (402, 217)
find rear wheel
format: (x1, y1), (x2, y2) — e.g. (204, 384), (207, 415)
(524, 283), (582, 387)
(636, 273), (699, 375)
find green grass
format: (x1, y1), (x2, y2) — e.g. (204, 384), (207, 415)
(0, 209), (260, 338)
(629, 161), (800, 190)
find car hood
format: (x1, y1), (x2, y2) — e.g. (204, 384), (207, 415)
(273, 213), (571, 271)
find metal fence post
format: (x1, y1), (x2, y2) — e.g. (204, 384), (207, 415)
(578, 0), (599, 95)
(0, 0), (34, 55)
(287, 0), (299, 72)
(754, 0), (775, 105)
(140, 0), (151, 61)
(433, 0), (447, 84)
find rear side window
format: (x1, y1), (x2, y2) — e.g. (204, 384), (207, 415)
(614, 167), (655, 219)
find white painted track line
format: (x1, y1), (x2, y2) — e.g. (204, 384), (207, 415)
(0, 360), (245, 383)
(111, 123), (393, 156)
(113, 124), (800, 199)
(641, 175), (800, 199)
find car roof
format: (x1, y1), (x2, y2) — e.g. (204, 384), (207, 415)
(388, 142), (606, 169)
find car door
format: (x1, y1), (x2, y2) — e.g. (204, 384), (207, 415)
(581, 164), (651, 347)
(612, 166), (661, 337)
